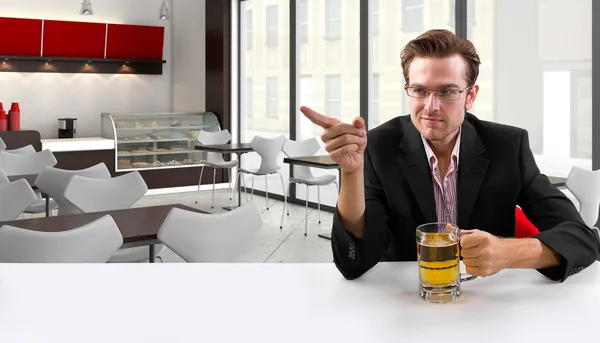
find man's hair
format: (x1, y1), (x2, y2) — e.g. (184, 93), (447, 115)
(400, 29), (481, 87)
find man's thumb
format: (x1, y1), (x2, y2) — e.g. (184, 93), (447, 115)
(352, 117), (365, 130)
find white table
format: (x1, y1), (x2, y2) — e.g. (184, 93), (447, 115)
(0, 262), (598, 343)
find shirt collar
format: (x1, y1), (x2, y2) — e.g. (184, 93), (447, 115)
(421, 127), (461, 170)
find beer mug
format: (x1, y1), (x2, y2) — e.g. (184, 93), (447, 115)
(416, 222), (477, 303)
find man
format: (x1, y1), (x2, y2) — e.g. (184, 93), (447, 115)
(301, 29), (600, 282)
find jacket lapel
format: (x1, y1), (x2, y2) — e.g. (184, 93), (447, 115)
(456, 119), (489, 228)
(398, 121), (437, 223)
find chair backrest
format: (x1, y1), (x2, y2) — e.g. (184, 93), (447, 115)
(566, 167), (600, 227)
(0, 215), (123, 263)
(282, 138), (321, 180)
(0, 137), (5, 150)
(0, 168), (9, 187)
(4, 145), (36, 155)
(251, 135), (285, 174)
(35, 163), (112, 216)
(197, 129), (232, 165)
(0, 178), (38, 221)
(64, 171), (148, 213)
(0, 149), (57, 176)
(157, 203), (262, 262)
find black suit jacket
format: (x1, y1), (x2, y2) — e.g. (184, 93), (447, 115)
(332, 113), (600, 282)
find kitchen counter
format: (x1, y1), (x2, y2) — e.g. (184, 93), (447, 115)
(41, 137), (114, 152)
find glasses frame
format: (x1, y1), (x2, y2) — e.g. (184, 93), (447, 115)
(404, 84), (473, 102)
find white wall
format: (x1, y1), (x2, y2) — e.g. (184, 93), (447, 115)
(0, 0), (173, 139)
(171, 0), (206, 112)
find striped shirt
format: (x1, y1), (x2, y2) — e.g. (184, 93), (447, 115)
(421, 129), (461, 224)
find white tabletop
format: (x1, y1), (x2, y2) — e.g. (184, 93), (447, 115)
(0, 262), (598, 343)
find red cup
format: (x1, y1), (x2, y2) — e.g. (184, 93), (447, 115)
(0, 110), (6, 132)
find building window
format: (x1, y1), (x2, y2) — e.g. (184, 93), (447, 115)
(266, 77), (278, 118)
(325, 0), (341, 40)
(245, 9), (253, 49)
(245, 78), (253, 118)
(266, 5), (278, 46)
(371, 73), (380, 126)
(298, 0), (309, 43)
(402, 0), (424, 33)
(371, 0), (380, 35)
(325, 75), (342, 119)
(449, 0), (476, 28)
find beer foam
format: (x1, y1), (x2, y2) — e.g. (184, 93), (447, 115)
(422, 233), (456, 247)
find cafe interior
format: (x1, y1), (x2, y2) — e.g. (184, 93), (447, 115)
(0, 0), (597, 341)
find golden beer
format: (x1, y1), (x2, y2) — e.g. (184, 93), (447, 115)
(417, 233), (459, 287)
(416, 223), (476, 303)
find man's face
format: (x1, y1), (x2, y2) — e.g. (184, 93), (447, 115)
(406, 54), (479, 143)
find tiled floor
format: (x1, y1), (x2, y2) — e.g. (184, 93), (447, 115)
(133, 189), (335, 263)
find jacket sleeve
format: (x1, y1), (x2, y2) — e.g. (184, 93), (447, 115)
(331, 147), (391, 280)
(517, 130), (600, 281)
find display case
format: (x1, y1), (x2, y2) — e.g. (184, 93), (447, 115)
(101, 111), (220, 172)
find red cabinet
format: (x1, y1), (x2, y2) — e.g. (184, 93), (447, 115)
(0, 17), (43, 56)
(42, 20), (106, 59)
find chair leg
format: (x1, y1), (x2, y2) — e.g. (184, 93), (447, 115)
(318, 185), (321, 224)
(333, 181), (339, 194)
(195, 165), (205, 204)
(286, 181), (292, 215)
(156, 255), (164, 263)
(305, 184), (309, 237)
(251, 175), (255, 200)
(265, 175), (269, 210)
(211, 168), (217, 208)
(279, 172), (286, 229)
(241, 173), (249, 202)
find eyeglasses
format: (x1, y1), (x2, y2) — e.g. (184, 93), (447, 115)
(405, 85), (471, 101)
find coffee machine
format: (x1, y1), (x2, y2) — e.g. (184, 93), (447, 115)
(58, 118), (77, 138)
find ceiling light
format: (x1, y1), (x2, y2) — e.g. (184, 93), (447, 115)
(80, 0), (94, 15)
(159, 0), (170, 20)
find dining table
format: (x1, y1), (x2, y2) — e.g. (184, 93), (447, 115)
(194, 143), (254, 210)
(0, 203), (204, 262)
(0, 261), (596, 342)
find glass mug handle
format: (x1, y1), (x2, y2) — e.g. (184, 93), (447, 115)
(457, 228), (477, 282)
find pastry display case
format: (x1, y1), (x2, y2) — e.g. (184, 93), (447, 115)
(101, 111), (220, 172)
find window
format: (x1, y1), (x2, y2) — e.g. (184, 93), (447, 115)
(325, 0), (342, 39)
(266, 5), (278, 46)
(370, 0), (451, 129)
(245, 9), (253, 49)
(245, 78), (253, 118)
(467, 0), (592, 176)
(371, 0), (380, 35)
(402, 0), (424, 33)
(298, 0), (308, 43)
(325, 75), (342, 119)
(266, 77), (279, 118)
(371, 73), (380, 126)
(448, 0), (476, 28)
(240, 0), (290, 199)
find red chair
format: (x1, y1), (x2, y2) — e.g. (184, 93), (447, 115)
(515, 206), (539, 238)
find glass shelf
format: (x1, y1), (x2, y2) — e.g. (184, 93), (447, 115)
(101, 111), (221, 172)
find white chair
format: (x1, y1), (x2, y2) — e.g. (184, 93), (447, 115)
(196, 129), (238, 208)
(565, 167), (600, 239)
(281, 138), (339, 235)
(34, 163), (112, 216)
(0, 177), (37, 221)
(0, 215), (123, 263)
(3, 145), (36, 154)
(0, 149), (58, 215)
(0, 137), (5, 150)
(0, 149), (56, 175)
(236, 135), (286, 211)
(158, 203), (262, 262)
(64, 171), (165, 263)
